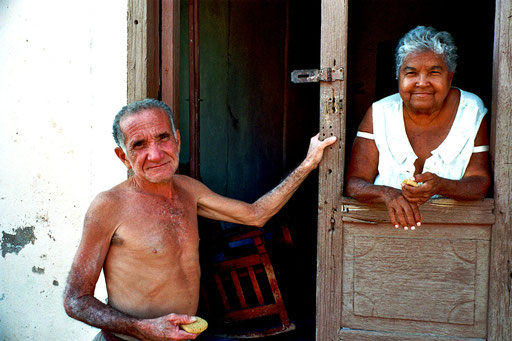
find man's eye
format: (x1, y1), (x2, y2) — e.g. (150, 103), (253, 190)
(132, 141), (143, 149)
(159, 133), (171, 141)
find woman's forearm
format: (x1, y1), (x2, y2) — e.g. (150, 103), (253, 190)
(437, 175), (490, 200)
(345, 177), (395, 203)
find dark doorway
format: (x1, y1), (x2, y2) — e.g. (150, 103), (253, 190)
(345, 0), (496, 162)
(180, 1), (322, 339)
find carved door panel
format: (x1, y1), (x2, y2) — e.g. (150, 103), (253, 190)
(338, 199), (494, 340)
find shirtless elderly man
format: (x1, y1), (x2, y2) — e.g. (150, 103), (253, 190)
(64, 98), (336, 341)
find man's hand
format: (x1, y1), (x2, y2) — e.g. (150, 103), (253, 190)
(304, 134), (337, 169)
(401, 172), (442, 205)
(138, 313), (199, 341)
(382, 187), (422, 230)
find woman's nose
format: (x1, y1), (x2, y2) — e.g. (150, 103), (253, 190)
(416, 73), (429, 86)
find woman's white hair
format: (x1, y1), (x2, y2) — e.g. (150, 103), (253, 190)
(395, 26), (458, 79)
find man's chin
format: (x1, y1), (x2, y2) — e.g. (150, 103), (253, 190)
(148, 177), (173, 184)
(132, 170), (175, 184)
(145, 171), (175, 184)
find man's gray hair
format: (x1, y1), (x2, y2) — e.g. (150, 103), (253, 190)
(395, 26), (458, 79)
(112, 98), (177, 151)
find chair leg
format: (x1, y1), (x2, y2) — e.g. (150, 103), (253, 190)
(248, 266), (265, 305)
(253, 235), (291, 327)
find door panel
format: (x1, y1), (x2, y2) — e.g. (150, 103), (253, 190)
(341, 222), (490, 338)
(314, 0), (501, 339)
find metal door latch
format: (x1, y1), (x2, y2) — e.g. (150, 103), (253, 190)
(291, 67), (344, 83)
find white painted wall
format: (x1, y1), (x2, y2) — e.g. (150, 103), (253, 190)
(0, 1), (128, 339)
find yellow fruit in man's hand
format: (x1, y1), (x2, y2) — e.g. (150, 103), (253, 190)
(181, 317), (208, 334)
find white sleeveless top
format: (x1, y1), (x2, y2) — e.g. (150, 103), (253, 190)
(371, 89), (487, 189)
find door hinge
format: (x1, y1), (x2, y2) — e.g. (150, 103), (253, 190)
(291, 67), (344, 83)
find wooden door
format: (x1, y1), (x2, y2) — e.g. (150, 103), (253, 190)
(126, 1), (511, 339)
(315, 0), (511, 340)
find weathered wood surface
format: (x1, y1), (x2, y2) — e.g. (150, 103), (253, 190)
(488, 0), (512, 340)
(127, 0), (160, 102)
(316, 0), (348, 340)
(342, 222), (491, 338)
(338, 328), (486, 341)
(342, 197), (495, 225)
(161, 0), (180, 126)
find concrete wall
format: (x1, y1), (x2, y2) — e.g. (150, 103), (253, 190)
(0, 0), (128, 339)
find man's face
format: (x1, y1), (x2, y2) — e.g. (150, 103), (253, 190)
(116, 108), (180, 184)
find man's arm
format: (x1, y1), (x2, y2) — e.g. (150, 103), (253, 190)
(194, 134), (336, 227)
(63, 192), (197, 341)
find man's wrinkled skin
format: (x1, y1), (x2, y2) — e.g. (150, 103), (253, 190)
(64, 107), (336, 340)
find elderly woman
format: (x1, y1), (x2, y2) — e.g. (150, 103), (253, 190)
(345, 26), (491, 230)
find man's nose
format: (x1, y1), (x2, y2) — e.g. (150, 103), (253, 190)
(147, 143), (164, 161)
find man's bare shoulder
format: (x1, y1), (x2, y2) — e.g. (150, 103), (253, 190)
(92, 181), (130, 205)
(173, 174), (213, 202)
(172, 174), (210, 196)
(85, 181), (134, 223)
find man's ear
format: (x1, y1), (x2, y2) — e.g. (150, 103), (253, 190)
(175, 130), (181, 151)
(115, 147), (132, 169)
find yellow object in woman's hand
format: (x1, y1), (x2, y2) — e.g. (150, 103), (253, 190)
(402, 178), (419, 187)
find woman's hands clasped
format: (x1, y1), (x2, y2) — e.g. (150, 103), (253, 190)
(392, 171), (445, 230)
(382, 186), (422, 230)
(401, 172), (443, 206)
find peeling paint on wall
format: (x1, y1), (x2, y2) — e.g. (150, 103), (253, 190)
(1, 226), (36, 257)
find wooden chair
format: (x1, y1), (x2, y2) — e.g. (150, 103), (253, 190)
(200, 225), (296, 338)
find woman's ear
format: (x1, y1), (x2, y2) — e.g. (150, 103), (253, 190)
(447, 71), (455, 85)
(115, 147), (132, 169)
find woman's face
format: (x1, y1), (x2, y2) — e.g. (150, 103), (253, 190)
(398, 50), (454, 114)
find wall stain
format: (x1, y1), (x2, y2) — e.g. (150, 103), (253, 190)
(0, 293), (5, 301)
(36, 213), (49, 224)
(1, 226), (36, 257)
(32, 266), (45, 274)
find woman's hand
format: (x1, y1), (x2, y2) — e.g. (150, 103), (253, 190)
(401, 172), (443, 205)
(382, 187), (422, 230)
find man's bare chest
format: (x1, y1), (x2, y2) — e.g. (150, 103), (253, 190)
(111, 195), (199, 252)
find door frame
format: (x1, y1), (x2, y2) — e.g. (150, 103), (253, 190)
(315, 0), (511, 340)
(127, 0), (511, 340)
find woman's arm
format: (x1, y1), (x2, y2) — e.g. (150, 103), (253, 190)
(346, 107), (422, 229)
(402, 117), (491, 203)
